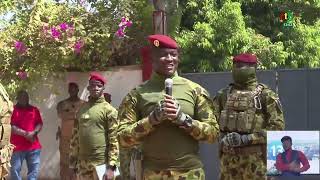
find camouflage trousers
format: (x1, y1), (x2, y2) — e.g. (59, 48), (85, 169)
(76, 160), (117, 180)
(76, 160), (99, 180)
(0, 144), (14, 179)
(119, 147), (134, 180)
(59, 135), (73, 180)
(219, 152), (266, 180)
(143, 168), (205, 180)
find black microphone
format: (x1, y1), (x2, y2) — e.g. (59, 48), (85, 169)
(165, 78), (173, 96)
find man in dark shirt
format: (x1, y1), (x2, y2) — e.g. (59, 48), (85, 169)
(275, 136), (310, 177)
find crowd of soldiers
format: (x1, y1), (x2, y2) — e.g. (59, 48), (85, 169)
(0, 34), (286, 180)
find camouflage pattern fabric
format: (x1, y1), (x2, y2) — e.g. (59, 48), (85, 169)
(220, 152), (266, 180)
(0, 83), (13, 179)
(76, 159), (117, 180)
(143, 168), (205, 180)
(119, 146), (134, 180)
(76, 159), (98, 179)
(118, 72), (219, 147)
(69, 96), (119, 175)
(117, 72), (219, 171)
(57, 98), (84, 180)
(0, 144), (14, 179)
(213, 82), (285, 180)
(213, 83), (285, 145)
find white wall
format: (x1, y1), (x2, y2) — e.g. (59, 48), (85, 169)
(16, 65), (142, 179)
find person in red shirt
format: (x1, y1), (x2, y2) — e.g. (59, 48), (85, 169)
(10, 90), (43, 180)
(275, 136), (310, 177)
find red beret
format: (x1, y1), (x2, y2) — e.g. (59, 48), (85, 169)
(233, 53), (257, 64)
(89, 72), (106, 85)
(148, 34), (178, 49)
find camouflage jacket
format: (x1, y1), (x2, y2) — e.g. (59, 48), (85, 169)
(57, 98), (85, 121)
(57, 98), (85, 138)
(0, 83), (13, 125)
(0, 83), (14, 178)
(69, 96), (119, 169)
(117, 72), (219, 170)
(213, 82), (285, 145)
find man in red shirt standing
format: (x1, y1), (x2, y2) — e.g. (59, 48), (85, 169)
(10, 90), (43, 180)
(275, 136), (310, 177)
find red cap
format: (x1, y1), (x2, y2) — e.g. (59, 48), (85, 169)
(148, 34), (178, 49)
(89, 72), (106, 85)
(233, 53), (257, 64)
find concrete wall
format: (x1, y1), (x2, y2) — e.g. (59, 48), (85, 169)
(15, 65), (142, 179)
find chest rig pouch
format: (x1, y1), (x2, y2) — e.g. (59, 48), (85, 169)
(219, 84), (265, 133)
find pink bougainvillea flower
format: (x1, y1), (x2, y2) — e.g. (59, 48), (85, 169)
(116, 17), (132, 38)
(51, 27), (61, 39)
(119, 18), (128, 28)
(121, 17), (127, 23)
(14, 41), (28, 54)
(115, 29), (125, 37)
(59, 23), (69, 31)
(119, 17), (132, 28)
(126, 20), (133, 27)
(74, 40), (84, 54)
(16, 70), (28, 80)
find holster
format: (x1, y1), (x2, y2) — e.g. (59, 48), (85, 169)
(133, 148), (143, 180)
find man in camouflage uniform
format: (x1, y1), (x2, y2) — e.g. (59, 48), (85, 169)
(69, 72), (119, 180)
(0, 83), (14, 179)
(117, 34), (219, 180)
(56, 82), (85, 180)
(213, 53), (285, 180)
(103, 92), (135, 180)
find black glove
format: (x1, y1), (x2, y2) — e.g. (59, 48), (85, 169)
(149, 100), (166, 125)
(221, 132), (251, 147)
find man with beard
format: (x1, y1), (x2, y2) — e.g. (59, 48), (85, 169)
(69, 72), (119, 180)
(56, 82), (85, 180)
(213, 53), (285, 180)
(275, 136), (310, 177)
(117, 34), (219, 180)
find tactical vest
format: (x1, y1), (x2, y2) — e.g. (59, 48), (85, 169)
(219, 84), (266, 133)
(0, 84), (14, 178)
(281, 150), (301, 176)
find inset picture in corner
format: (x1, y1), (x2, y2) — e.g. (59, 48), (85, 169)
(267, 131), (320, 177)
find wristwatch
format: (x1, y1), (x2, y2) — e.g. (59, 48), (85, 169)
(182, 115), (193, 128)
